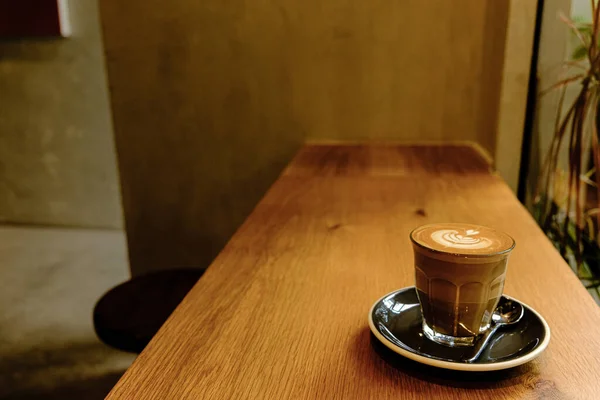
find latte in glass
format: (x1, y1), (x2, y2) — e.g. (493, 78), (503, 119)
(410, 223), (515, 347)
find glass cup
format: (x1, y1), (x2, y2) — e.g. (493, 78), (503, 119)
(410, 223), (515, 347)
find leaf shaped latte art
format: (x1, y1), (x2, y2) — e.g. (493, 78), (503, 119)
(430, 229), (493, 250)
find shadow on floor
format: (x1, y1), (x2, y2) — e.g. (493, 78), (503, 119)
(3, 372), (125, 400)
(0, 341), (134, 400)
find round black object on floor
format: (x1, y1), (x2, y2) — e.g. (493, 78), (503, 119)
(93, 268), (205, 353)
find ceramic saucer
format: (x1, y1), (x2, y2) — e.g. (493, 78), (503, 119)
(368, 287), (550, 371)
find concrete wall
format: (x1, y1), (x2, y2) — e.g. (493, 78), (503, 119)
(296, 0), (509, 155)
(99, 0), (521, 275)
(100, 0), (304, 275)
(0, 0), (533, 277)
(0, 0), (122, 228)
(494, 0), (538, 193)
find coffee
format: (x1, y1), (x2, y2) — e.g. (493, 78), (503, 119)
(411, 223), (514, 255)
(410, 223), (514, 346)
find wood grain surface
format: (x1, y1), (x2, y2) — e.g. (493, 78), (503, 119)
(107, 145), (600, 399)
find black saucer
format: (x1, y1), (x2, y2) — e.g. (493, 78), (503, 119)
(368, 287), (550, 371)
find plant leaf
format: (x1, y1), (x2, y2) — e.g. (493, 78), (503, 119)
(540, 74), (584, 95)
(573, 45), (590, 60)
(561, 12), (591, 50)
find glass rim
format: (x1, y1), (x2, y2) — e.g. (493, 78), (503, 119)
(409, 224), (516, 258)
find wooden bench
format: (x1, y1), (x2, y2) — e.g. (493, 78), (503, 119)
(107, 144), (600, 399)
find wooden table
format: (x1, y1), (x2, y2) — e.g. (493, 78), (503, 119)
(107, 144), (600, 399)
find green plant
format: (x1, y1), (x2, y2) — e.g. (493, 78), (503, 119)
(536, 3), (600, 300)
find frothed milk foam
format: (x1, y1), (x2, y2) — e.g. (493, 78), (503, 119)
(413, 224), (514, 254)
(411, 223), (514, 342)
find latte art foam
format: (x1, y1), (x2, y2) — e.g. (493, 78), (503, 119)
(411, 223), (514, 255)
(430, 229), (492, 250)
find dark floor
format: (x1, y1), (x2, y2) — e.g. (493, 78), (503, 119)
(0, 226), (136, 399)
